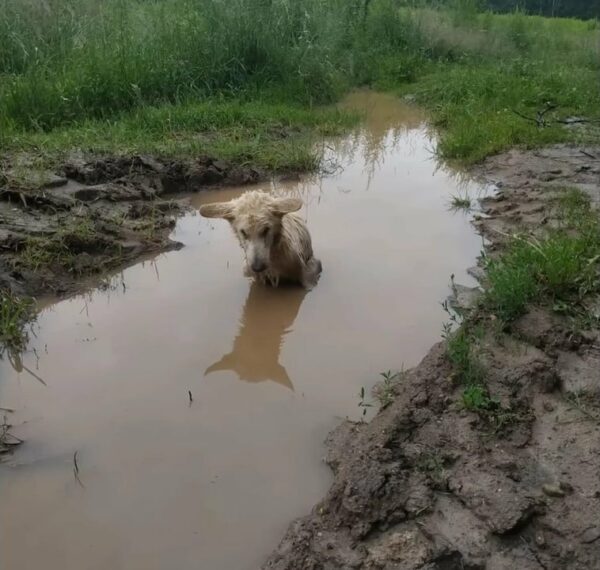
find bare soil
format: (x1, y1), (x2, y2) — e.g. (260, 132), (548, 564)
(0, 152), (260, 297)
(263, 146), (600, 570)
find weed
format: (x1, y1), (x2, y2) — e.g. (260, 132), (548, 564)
(0, 414), (23, 455)
(0, 291), (34, 354)
(462, 384), (495, 411)
(375, 369), (403, 409)
(442, 296), (485, 386)
(416, 450), (449, 488)
(484, 228), (600, 323)
(14, 217), (113, 276)
(564, 391), (600, 423)
(449, 193), (472, 212)
(358, 386), (373, 420)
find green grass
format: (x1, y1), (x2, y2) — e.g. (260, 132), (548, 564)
(1, 1), (598, 167)
(445, 325), (485, 385)
(0, 291), (34, 354)
(4, 99), (356, 171)
(444, 188), (600, 425)
(12, 217), (114, 276)
(462, 384), (496, 411)
(374, 370), (403, 409)
(484, 190), (600, 322)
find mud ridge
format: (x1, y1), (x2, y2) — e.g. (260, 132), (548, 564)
(263, 146), (600, 570)
(0, 153), (261, 297)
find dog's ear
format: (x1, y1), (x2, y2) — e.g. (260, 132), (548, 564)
(199, 202), (234, 220)
(271, 197), (303, 216)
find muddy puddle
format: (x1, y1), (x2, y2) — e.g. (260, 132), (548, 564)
(0, 91), (487, 570)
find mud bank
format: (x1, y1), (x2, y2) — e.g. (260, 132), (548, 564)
(0, 153), (260, 297)
(264, 146), (600, 570)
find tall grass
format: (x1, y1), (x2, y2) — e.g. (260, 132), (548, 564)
(1, 0), (599, 163)
(0, 0), (353, 129)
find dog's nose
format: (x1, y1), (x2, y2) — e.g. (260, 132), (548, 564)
(251, 260), (267, 273)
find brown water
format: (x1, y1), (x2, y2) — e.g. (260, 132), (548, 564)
(0, 91), (486, 570)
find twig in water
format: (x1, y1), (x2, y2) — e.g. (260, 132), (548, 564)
(580, 149), (598, 160)
(188, 390), (193, 405)
(73, 451), (84, 487)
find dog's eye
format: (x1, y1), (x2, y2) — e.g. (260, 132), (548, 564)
(260, 227), (270, 238)
(240, 230), (248, 239)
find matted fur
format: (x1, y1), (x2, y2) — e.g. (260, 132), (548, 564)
(200, 190), (322, 289)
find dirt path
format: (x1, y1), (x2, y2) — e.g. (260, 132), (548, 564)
(0, 153), (260, 297)
(263, 146), (600, 570)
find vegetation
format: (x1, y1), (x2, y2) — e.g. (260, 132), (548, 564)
(444, 187), (600, 421)
(484, 189), (600, 323)
(1, 0), (598, 166)
(449, 193), (472, 211)
(484, 0), (600, 20)
(0, 291), (34, 354)
(375, 370), (403, 409)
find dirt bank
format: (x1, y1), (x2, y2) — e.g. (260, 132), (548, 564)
(263, 146), (600, 570)
(0, 153), (260, 297)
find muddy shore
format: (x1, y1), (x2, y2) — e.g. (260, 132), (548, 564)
(0, 153), (261, 297)
(263, 146), (600, 570)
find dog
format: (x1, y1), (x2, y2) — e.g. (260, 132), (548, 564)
(199, 190), (322, 289)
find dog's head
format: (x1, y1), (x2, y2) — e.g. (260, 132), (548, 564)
(199, 191), (302, 275)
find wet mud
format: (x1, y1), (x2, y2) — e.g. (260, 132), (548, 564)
(0, 153), (259, 297)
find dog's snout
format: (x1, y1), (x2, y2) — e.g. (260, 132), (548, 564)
(251, 260), (267, 273)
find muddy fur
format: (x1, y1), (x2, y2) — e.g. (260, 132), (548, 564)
(263, 145), (600, 570)
(200, 190), (322, 289)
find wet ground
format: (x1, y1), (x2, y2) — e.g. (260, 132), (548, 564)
(0, 92), (487, 570)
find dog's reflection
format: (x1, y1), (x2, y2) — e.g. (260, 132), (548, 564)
(205, 282), (307, 390)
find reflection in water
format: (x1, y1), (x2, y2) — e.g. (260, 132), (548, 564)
(205, 282), (306, 390)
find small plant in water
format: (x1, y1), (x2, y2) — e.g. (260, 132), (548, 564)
(358, 386), (372, 420)
(0, 291), (35, 354)
(449, 193), (472, 212)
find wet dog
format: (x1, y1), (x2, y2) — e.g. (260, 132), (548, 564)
(199, 190), (322, 289)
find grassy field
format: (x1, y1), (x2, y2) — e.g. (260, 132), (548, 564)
(1, 0), (599, 167)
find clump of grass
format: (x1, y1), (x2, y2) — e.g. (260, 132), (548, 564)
(4, 99), (357, 172)
(0, 291), (35, 354)
(462, 383), (495, 411)
(416, 449), (451, 488)
(462, 383), (528, 434)
(445, 325), (486, 386)
(15, 218), (110, 276)
(484, 195), (600, 323)
(449, 193), (472, 212)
